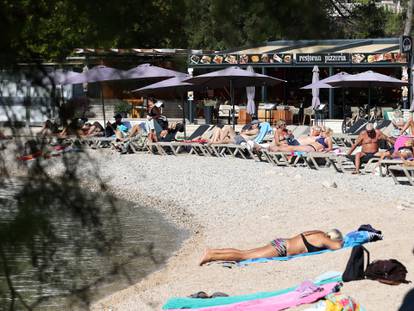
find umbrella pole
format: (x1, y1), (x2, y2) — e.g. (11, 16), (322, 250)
(368, 87), (371, 110)
(181, 93), (187, 139)
(231, 80), (235, 129)
(101, 84), (107, 136)
(342, 89), (345, 118)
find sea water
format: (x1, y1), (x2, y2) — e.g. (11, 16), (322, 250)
(0, 179), (186, 310)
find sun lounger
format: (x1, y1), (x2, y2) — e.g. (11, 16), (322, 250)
(304, 152), (343, 173)
(147, 125), (214, 156)
(208, 143), (255, 159)
(261, 150), (302, 167)
(388, 165), (414, 186)
(377, 159), (404, 177)
(332, 134), (357, 148)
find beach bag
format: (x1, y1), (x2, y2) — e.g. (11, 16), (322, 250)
(342, 246), (370, 282)
(365, 259), (410, 285)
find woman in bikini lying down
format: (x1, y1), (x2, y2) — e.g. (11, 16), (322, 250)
(268, 126), (333, 153)
(199, 229), (343, 266)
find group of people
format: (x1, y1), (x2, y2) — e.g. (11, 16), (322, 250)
(38, 97), (185, 149)
(346, 118), (414, 174)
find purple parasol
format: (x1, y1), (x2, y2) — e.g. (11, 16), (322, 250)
(327, 70), (408, 88)
(184, 66), (285, 127)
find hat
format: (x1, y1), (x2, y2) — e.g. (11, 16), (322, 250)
(155, 101), (164, 108)
(114, 113), (122, 119)
(251, 120), (260, 125)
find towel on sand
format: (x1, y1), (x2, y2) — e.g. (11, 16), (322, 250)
(166, 282), (339, 311)
(162, 272), (342, 310)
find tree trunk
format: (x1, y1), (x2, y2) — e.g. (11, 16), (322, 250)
(404, 0), (414, 35)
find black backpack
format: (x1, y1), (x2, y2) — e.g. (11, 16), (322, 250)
(343, 246), (410, 285)
(365, 259), (410, 285)
(342, 245), (370, 282)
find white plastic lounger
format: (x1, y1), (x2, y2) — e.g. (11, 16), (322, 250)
(261, 150), (302, 167)
(304, 152), (343, 172)
(388, 165), (414, 186)
(377, 159), (404, 177)
(208, 143), (255, 159)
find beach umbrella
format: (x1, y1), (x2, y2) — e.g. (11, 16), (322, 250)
(246, 66), (256, 115)
(301, 72), (349, 89)
(133, 75), (196, 138)
(184, 66), (285, 127)
(63, 65), (125, 132)
(327, 70), (408, 88)
(311, 66), (321, 110)
(123, 63), (186, 82)
(326, 70), (408, 109)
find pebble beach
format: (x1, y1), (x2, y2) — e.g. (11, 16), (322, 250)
(4, 147), (414, 310)
(59, 150), (414, 311)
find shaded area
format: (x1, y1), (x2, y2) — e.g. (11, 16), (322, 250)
(0, 180), (185, 310)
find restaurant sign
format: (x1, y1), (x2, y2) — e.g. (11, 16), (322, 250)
(351, 52), (406, 64)
(189, 53), (293, 65)
(189, 52), (407, 66)
(296, 53), (350, 64)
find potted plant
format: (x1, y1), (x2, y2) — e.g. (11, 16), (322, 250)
(114, 100), (132, 118)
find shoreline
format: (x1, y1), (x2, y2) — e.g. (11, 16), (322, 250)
(3, 147), (414, 310)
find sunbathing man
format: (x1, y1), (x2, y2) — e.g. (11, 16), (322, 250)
(209, 120), (260, 145)
(268, 126), (333, 153)
(347, 123), (393, 174)
(199, 229), (343, 266)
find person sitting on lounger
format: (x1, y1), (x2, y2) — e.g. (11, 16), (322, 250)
(209, 120), (260, 145)
(347, 123), (394, 174)
(199, 229), (343, 265)
(105, 113), (125, 137)
(267, 126), (333, 153)
(38, 119), (60, 137)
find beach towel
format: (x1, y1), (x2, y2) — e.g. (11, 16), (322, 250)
(162, 272), (342, 310)
(394, 136), (413, 153)
(238, 230), (382, 265)
(254, 122), (272, 144)
(166, 282), (339, 311)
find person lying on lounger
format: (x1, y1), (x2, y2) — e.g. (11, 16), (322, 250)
(347, 123), (394, 174)
(255, 125), (322, 152)
(209, 120), (260, 145)
(267, 126), (333, 153)
(199, 229), (343, 266)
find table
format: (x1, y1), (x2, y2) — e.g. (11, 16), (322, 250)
(258, 109), (293, 125)
(275, 109), (293, 124)
(238, 109), (252, 124)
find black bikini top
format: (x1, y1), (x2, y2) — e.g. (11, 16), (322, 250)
(301, 234), (326, 253)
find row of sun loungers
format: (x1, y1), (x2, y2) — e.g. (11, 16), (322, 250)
(47, 124), (414, 187)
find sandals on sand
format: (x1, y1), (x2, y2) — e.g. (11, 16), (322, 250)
(189, 291), (229, 299)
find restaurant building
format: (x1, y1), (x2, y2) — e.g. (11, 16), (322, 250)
(188, 38), (408, 124)
(0, 38), (409, 126)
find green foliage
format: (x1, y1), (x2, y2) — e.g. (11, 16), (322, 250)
(114, 100), (132, 115)
(0, 0), (410, 61)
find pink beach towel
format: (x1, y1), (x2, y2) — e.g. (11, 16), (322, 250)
(169, 282), (338, 311)
(394, 136), (413, 153)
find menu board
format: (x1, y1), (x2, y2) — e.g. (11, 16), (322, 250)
(351, 52), (406, 64)
(189, 53), (293, 65)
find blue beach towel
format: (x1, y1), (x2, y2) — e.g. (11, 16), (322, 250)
(238, 230), (382, 266)
(254, 122), (272, 144)
(162, 272), (342, 310)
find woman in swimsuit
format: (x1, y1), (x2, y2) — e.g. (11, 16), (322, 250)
(199, 229), (343, 266)
(269, 126), (333, 153)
